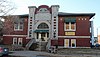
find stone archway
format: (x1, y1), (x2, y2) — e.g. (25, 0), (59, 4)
(34, 22), (49, 42)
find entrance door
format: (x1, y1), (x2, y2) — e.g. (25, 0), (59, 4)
(64, 39), (69, 48)
(41, 33), (46, 41)
(38, 32), (49, 42)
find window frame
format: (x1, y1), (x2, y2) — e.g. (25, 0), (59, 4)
(14, 22), (24, 31)
(18, 38), (23, 46)
(37, 23), (49, 29)
(71, 39), (76, 47)
(64, 22), (76, 31)
(13, 38), (17, 45)
(38, 8), (49, 13)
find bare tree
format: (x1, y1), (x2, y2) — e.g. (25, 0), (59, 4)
(3, 15), (23, 35)
(0, 0), (16, 33)
(0, 0), (16, 29)
(0, 0), (15, 16)
(0, 0), (16, 43)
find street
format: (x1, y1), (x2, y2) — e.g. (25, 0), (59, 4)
(2, 48), (100, 57)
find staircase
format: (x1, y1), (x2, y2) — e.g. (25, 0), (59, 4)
(35, 38), (50, 51)
(26, 38), (36, 50)
(46, 38), (51, 50)
(26, 38), (51, 51)
(36, 41), (47, 51)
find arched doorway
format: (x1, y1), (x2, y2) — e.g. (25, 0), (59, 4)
(34, 23), (49, 42)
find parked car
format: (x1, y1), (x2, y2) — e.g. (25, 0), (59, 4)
(0, 46), (9, 56)
(95, 43), (100, 47)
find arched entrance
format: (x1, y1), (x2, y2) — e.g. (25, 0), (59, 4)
(34, 23), (49, 42)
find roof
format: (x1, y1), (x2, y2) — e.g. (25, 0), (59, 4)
(58, 12), (95, 18)
(3, 12), (95, 18)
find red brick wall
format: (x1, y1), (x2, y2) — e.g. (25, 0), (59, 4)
(51, 40), (58, 46)
(4, 17), (28, 35)
(3, 36), (28, 46)
(58, 17), (64, 36)
(12, 18), (28, 35)
(3, 36), (12, 44)
(76, 16), (90, 36)
(57, 38), (90, 47)
(58, 16), (91, 36)
(58, 38), (64, 46)
(58, 16), (91, 47)
(76, 38), (90, 47)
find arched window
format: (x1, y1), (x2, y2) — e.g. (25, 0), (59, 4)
(37, 23), (49, 29)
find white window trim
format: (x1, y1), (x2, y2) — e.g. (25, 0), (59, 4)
(71, 39), (76, 48)
(38, 8), (49, 13)
(64, 39), (69, 48)
(14, 23), (23, 31)
(13, 38), (17, 45)
(64, 22), (76, 31)
(18, 38), (23, 46)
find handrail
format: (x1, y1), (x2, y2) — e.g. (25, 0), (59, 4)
(26, 38), (36, 49)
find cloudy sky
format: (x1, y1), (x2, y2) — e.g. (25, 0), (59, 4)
(12, 0), (100, 37)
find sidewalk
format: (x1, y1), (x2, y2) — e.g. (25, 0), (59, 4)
(9, 51), (64, 57)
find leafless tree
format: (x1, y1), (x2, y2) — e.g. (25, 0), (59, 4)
(3, 15), (23, 35)
(0, 0), (16, 43)
(0, 0), (15, 16)
(0, 0), (16, 32)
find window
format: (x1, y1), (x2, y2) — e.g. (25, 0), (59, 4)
(30, 27), (32, 29)
(29, 35), (31, 37)
(54, 27), (56, 29)
(54, 24), (56, 26)
(30, 20), (32, 21)
(14, 23), (18, 29)
(53, 32), (56, 38)
(71, 39), (76, 47)
(18, 38), (23, 46)
(39, 8), (48, 12)
(29, 30), (32, 34)
(30, 25), (32, 27)
(54, 19), (56, 21)
(14, 23), (23, 31)
(19, 23), (23, 29)
(65, 22), (76, 31)
(14, 22), (24, 31)
(30, 22), (32, 24)
(13, 38), (17, 45)
(64, 39), (69, 47)
(54, 16), (56, 18)
(37, 23), (49, 29)
(30, 17), (32, 19)
(13, 38), (23, 46)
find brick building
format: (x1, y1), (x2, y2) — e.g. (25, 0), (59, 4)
(2, 5), (95, 49)
(98, 35), (100, 44)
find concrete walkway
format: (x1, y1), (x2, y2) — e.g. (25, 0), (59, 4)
(9, 51), (63, 57)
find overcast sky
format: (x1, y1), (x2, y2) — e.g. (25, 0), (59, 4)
(12, 0), (100, 37)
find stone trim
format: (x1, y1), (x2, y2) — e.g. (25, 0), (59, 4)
(58, 36), (90, 38)
(3, 35), (27, 37)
